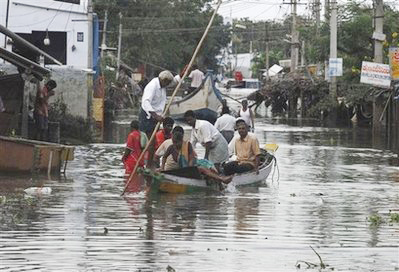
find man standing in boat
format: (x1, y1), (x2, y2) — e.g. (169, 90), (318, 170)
(188, 64), (205, 93)
(223, 119), (261, 175)
(184, 110), (229, 167)
(139, 70), (174, 167)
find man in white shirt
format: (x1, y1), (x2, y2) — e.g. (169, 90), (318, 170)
(214, 106), (236, 143)
(139, 70), (174, 136)
(184, 110), (229, 166)
(188, 64), (205, 92)
(139, 70), (174, 167)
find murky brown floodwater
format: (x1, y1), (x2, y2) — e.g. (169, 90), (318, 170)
(1, 102), (399, 271)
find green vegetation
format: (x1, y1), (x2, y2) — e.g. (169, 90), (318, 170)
(368, 213), (384, 226)
(49, 98), (93, 143)
(389, 212), (399, 223)
(93, 0), (230, 75)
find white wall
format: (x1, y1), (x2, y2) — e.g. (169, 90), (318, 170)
(0, 0), (90, 68)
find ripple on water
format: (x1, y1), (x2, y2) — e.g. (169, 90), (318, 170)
(0, 122), (398, 271)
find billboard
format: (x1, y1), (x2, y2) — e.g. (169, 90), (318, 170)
(389, 47), (399, 80)
(360, 61), (391, 88)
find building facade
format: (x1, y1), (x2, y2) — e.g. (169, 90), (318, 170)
(0, 0), (93, 69)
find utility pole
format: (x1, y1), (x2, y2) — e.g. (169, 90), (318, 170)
(265, 41), (269, 81)
(301, 40), (305, 67)
(329, 0), (337, 100)
(101, 10), (108, 57)
(372, 0), (385, 134)
(373, 0), (384, 63)
(324, 0), (330, 21)
(314, 0), (321, 36)
(116, 12), (123, 79)
(265, 22), (269, 82)
(87, 0), (93, 70)
(290, 0), (299, 73)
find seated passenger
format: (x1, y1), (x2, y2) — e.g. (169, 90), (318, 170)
(162, 131), (232, 184)
(155, 117), (174, 150)
(223, 119), (261, 175)
(155, 126), (184, 167)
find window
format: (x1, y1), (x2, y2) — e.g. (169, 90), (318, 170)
(54, 0), (80, 4)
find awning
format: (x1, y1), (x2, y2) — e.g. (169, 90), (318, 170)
(0, 47), (50, 79)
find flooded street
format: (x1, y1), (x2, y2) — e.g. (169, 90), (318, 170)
(1, 116), (399, 271)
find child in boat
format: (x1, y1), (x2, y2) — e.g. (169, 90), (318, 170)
(162, 131), (232, 184)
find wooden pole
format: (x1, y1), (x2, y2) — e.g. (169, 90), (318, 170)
(116, 12), (123, 80)
(100, 10), (108, 58)
(121, 0), (223, 196)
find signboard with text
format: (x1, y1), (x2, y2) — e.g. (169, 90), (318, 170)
(389, 47), (399, 80)
(328, 58), (343, 77)
(360, 61), (391, 88)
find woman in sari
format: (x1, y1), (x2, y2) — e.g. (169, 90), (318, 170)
(162, 131), (232, 184)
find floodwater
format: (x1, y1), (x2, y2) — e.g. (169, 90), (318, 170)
(1, 110), (399, 271)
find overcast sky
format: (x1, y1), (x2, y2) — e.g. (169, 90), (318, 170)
(214, 0), (395, 22)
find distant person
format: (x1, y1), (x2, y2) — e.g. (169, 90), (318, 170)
(238, 99), (255, 132)
(214, 106), (236, 143)
(184, 110), (229, 167)
(155, 117), (174, 151)
(188, 64), (205, 92)
(34, 80), (57, 141)
(139, 70), (174, 167)
(223, 119), (261, 175)
(122, 120), (146, 176)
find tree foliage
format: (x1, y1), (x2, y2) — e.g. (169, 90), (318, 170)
(93, 0), (230, 77)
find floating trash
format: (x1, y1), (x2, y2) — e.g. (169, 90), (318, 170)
(24, 187), (52, 196)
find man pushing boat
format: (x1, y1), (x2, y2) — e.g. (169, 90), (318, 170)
(184, 110), (229, 168)
(139, 70), (174, 168)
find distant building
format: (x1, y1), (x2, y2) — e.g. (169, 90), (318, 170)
(0, 0), (99, 69)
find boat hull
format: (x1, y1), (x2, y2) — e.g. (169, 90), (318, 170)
(168, 75), (222, 123)
(150, 156), (275, 194)
(0, 136), (74, 174)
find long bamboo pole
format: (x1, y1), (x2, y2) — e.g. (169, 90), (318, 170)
(122, 0), (223, 196)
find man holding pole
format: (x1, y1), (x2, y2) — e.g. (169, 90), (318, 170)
(139, 70), (174, 167)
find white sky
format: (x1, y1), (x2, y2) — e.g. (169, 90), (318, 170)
(214, 0), (393, 22)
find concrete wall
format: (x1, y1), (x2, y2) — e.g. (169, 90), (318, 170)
(50, 66), (90, 119)
(0, 0), (90, 68)
(0, 63), (90, 119)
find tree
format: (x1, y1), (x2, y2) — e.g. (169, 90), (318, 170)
(93, 0), (230, 77)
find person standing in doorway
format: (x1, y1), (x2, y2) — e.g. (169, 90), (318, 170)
(238, 99), (255, 132)
(188, 64), (205, 92)
(34, 80), (57, 141)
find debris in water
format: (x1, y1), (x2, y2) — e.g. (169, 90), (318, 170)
(104, 227), (108, 234)
(166, 265), (176, 272)
(24, 187), (52, 196)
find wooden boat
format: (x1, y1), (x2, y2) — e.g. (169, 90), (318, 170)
(0, 136), (74, 175)
(167, 74), (222, 124)
(146, 150), (276, 194)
